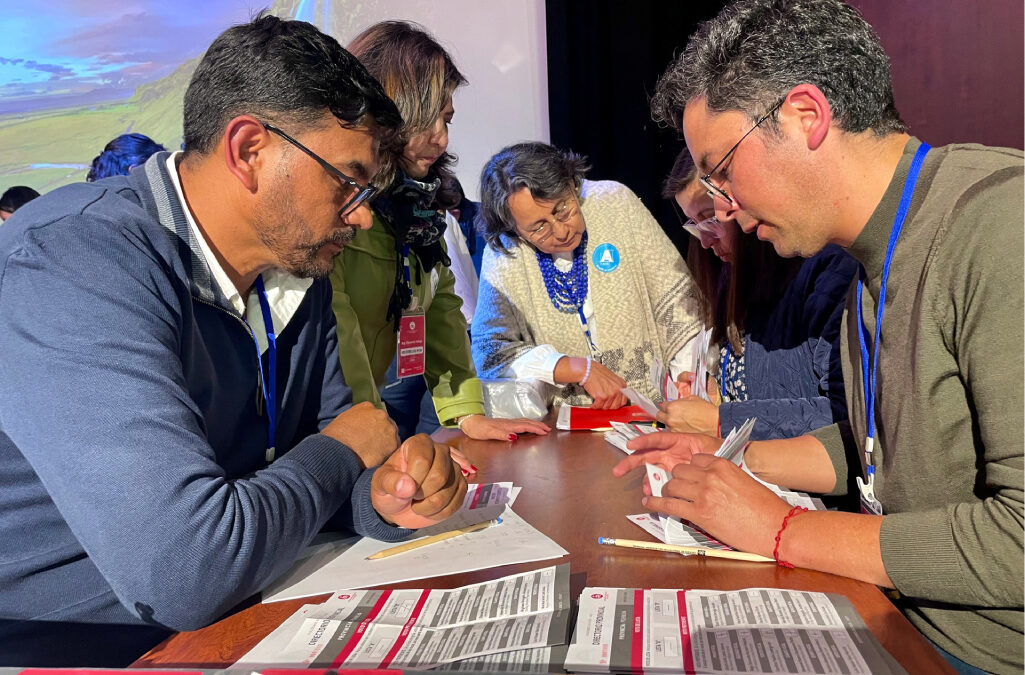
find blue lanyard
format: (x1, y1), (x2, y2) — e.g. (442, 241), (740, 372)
(720, 342), (732, 401)
(576, 306), (602, 361)
(401, 244), (412, 287)
(253, 275), (278, 463)
(855, 142), (930, 480)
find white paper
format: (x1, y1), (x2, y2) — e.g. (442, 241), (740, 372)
(603, 421), (661, 454)
(620, 386), (659, 418)
(566, 587), (903, 674)
(690, 326), (714, 403)
(715, 417), (756, 465)
(239, 566), (572, 671)
(633, 460), (822, 554)
(649, 357), (678, 402)
(263, 484), (564, 603)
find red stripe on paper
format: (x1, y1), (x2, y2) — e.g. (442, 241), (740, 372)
(677, 590), (696, 674)
(378, 589), (432, 668)
(261, 671), (402, 675)
(631, 589), (645, 673)
(330, 590), (393, 667)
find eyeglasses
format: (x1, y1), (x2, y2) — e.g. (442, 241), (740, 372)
(262, 123), (377, 217)
(699, 98), (784, 206)
(523, 197), (579, 244)
(682, 215), (722, 240)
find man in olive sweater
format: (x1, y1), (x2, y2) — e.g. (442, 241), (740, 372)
(614, 1), (1024, 673)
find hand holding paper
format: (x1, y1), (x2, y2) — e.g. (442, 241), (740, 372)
(642, 453), (795, 559)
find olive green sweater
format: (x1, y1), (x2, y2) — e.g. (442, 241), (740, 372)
(811, 138), (1024, 673)
(329, 211), (484, 426)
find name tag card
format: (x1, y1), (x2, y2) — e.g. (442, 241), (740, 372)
(397, 310), (426, 379)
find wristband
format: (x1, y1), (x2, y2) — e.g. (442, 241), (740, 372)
(456, 414), (480, 431)
(773, 505), (808, 569)
(579, 356), (593, 386)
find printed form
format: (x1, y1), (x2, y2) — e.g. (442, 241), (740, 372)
(234, 565), (572, 672)
(566, 587), (906, 674)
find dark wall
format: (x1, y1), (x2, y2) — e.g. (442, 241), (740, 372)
(545, 0), (1024, 255)
(545, 1), (726, 255)
(850, 0), (1024, 150)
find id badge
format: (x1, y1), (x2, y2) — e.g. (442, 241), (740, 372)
(396, 310), (426, 379)
(856, 475), (884, 515)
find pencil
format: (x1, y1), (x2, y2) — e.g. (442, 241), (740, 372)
(367, 518), (502, 560)
(598, 537), (774, 563)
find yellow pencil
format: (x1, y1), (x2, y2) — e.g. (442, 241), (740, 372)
(367, 518), (502, 560)
(598, 537), (774, 563)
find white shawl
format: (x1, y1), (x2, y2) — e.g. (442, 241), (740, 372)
(471, 180), (702, 405)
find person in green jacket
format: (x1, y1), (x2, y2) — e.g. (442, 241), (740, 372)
(330, 21), (548, 442)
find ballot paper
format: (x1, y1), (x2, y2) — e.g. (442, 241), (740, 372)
(635, 426), (825, 555)
(443, 645), (569, 672)
(565, 586), (907, 674)
(236, 565), (573, 672)
(604, 421), (662, 454)
(263, 483), (567, 603)
(637, 462), (824, 551)
(620, 386), (660, 418)
(621, 357), (691, 417)
(643, 463), (705, 548)
(715, 417), (756, 465)
(649, 357), (679, 402)
(690, 326), (715, 403)
(626, 512), (730, 551)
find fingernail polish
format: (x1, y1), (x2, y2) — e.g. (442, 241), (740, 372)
(508, 434), (518, 441)
(461, 468), (470, 476)
(470, 465), (479, 473)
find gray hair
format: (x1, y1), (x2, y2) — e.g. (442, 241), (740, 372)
(476, 142), (590, 253)
(651, 0), (907, 136)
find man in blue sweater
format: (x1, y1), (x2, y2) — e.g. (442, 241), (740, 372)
(0, 15), (468, 666)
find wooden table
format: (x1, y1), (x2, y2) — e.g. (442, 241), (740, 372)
(134, 429), (953, 673)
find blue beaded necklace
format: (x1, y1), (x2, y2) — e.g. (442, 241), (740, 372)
(536, 231), (588, 312)
(536, 231), (602, 361)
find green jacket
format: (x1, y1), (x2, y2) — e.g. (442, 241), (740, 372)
(329, 210), (484, 426)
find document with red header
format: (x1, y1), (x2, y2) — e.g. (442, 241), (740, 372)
(556, 404), (655, 431)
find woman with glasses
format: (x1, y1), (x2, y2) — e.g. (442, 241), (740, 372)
(660, 149), (858, 440)
(472, 141), (703, 410)
(329, 21), (548, 442)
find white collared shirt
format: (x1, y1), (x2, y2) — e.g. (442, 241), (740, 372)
(165, 152), (313, 353)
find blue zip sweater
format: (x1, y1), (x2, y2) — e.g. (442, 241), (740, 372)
(0, 153), (409, 663)
(717, 245), (858, 440)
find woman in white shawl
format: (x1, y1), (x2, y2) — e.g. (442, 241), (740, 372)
(472, 142), (703, 409)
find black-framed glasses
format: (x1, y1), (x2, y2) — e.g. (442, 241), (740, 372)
(523, 196), (579, 244)
(262, 123), (377, 217)
(699, 98), (784, 206)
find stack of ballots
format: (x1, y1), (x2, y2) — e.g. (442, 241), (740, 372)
(565, 584), (908, 674)
(628, 419), (825, 553)
(233, 565), (573, 672)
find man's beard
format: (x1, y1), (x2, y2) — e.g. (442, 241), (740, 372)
(252, 190), (356, 279)
(279, 225), (356, 278)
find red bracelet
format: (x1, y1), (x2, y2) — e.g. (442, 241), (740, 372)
(773, 506), (809, 569)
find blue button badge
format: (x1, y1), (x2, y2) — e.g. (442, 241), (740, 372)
(592, 243), (620, 273)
